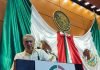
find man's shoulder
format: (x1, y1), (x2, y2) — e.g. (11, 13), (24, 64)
(15, 52), (24, 56)
(14, 52), (24, 60)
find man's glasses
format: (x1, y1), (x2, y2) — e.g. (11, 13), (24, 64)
(25, 40), (33, 43)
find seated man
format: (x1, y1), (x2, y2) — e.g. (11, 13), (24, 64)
(11, 34), (50, 70)
(40, 40), (57, 62)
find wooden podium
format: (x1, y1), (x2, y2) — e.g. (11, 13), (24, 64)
(16, 59), (83, 70)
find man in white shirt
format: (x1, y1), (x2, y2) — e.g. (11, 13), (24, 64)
(40, 40), (57, 62)
(11, 34), (50, 70)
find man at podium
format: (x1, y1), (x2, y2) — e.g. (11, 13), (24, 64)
(11, 34), (53, 70)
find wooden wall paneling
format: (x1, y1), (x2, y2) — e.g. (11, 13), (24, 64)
(47, 0), (60, 6)
(60, 0), (100, 22)
(82, 18), (92, 31)
(0, 0), (6, 21)
(60, 0), (73, 11)
(40, 13), (58, 31)
(61, 8), (85, 29)
(31, 0), (60, 17)
(70, 25), (86, 35)
(97, 17), (100, 24)
(0, 0), (7, 40)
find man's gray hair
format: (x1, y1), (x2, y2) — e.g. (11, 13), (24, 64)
(23, 34), (35, 41)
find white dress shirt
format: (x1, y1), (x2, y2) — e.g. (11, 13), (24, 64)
(14, 49), (49, 61)
(11, 49), (49, 70)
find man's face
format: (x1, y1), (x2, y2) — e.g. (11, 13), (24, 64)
(23, 36), (35, 50)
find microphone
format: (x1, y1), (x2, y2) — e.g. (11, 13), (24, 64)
(35, 49), (40, 60)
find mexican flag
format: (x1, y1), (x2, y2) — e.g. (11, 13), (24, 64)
(73, 17), (100, 70)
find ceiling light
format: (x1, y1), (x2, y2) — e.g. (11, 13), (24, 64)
(78, 0), (82, 2)
(84, 2), (90, 6)
(96, 9), (100, 12)
(91, 5), (96, 9)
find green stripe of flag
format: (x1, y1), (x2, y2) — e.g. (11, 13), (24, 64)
(91, 16), (100, 56)
(0, 0), (31, 70)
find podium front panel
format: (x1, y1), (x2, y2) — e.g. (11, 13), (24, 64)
(16, 59), (83, 70)
(16, 59), (35, 70)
